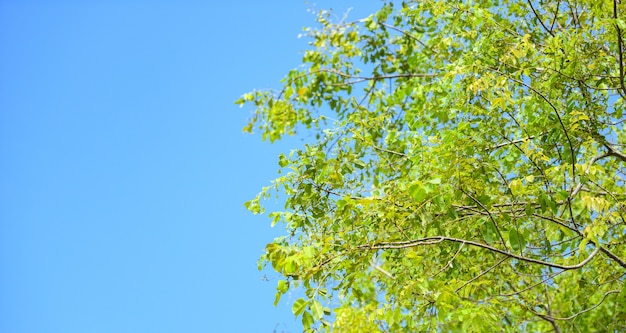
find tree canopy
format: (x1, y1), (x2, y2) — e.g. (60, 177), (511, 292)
(238, 1), (626, 331)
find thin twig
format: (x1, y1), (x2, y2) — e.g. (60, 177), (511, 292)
(379, 22), (435, 54)
(614, 0), (626, 96)
(460, 188), (509, 251)
(486, 136), (536, 151)
(430, 242), (465, 278)
(372, 145), (407, 157)
(550, 0), (561, 32)
(540, 290), (621, 321)
(498, 270), (565, 297)
(527, 0), (555, 37)
(455, 256), (509, 292)
(372, 261), (396, 280)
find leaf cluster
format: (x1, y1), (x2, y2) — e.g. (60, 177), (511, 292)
(239, 1), (626, 331)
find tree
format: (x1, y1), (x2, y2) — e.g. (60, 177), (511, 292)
(238, 1), (626, 331)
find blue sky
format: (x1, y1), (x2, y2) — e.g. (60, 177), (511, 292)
(0, 1), (382, 332)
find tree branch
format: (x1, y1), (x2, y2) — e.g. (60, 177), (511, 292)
(569, 152), (612, 199)
(605, 142), (626, 162)
(356, 236), (600, 270)
(538, 290), (621, 321)
(527, 0), (555, 37)
(320, 68), (437, 83)
(614, 0), (626, 96)
(379, 22), (436, 54)
(497, 270), (565, 297)
(372, 145), (407, 157)
(532, 213), (626, 269)
(460, 188), (509, 251)
(486, 136), (536, 151)
(455, 256), (509, 292)
(430, 242), (465, 278)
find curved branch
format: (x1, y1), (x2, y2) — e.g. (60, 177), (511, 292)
(356, 236), (600, 270)
(532, 213), (626, 269)
(536, 290), (621, 321)
(569, 152), (612, 199)
(497, 270), (565, 297)
(599, 247), (626, 269)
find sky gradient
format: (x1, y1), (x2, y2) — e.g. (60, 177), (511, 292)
(0, 1), (383, 332)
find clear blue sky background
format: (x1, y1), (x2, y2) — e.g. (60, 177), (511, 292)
(0, 1), (382, 332)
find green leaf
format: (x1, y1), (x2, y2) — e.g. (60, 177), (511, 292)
(477, 194), (492, 208)
(302, 310), (314, 329)
(311, 299), (324, 320)
(277, 279), (289, 293)
(278, 153), (288, 167)
(427, 178), (442, 184)
(556, 190), (569, 201)
(353, 159), (366, 169)
(481, 220), (497, 243)
(244, 198), (262, 214)
(292, 298), (308, 316)
(475, 8), (485, 18)
(525, 203), (533, 217)
(274, 280), (289, 306)
(509, 229), (525, 252)
(409, 183), (428, 202)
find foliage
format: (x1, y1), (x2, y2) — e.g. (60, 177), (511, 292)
(238, 1), (626, 331)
